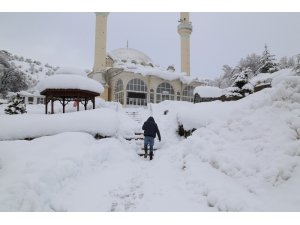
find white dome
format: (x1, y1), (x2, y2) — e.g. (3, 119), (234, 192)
(108, 48), (153, 64)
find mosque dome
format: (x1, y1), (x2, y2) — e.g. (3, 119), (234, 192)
(108, 48), (153, 65)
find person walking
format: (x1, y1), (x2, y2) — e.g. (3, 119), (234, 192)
(142, 116), (161, 160)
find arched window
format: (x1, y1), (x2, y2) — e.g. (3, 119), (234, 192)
(182, 85), (194, 102)
(150, 89), (154, 103)
(177, 91), (181, 101)
(156, 82), (175, 103)
(114, 79), (124, 104)
(126, 78), (148, 106)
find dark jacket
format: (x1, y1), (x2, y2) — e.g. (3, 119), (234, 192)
(142, 117), (161, 141)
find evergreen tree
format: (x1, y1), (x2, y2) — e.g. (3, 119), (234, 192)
(258, 44), (279, 74)
(231, 68), (253, 96)
(231, 68), (247, 89)
(4, 94), (27, 115)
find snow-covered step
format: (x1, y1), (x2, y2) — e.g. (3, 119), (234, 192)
(125, 110), (143, 123)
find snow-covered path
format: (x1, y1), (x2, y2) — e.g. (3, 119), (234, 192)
(1, 123), (298, 212)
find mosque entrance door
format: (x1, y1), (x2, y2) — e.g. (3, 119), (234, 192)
(127, 92), (147, 106)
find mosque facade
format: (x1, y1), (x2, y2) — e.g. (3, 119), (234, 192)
(89, 12), (204, 107)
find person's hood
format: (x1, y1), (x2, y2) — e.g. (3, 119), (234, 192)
(147, 116), (155, 122)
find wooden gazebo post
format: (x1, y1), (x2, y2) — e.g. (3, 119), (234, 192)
(51, 98), (54, 114)
(63, 97), (65, 113)
(77, 98), (79, 111)
(45, 96), (48, 114)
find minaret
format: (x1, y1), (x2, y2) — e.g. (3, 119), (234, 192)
(92, 12), (109, 101)
(93, 12), (109, 72)
(177, 12), (192, 76)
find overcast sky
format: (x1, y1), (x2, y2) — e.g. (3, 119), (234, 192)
(0, 12), (300, 79)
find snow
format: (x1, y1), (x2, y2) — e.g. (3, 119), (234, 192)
(114, 60), (201, 85)
(7, 56), (58, 89)
(109, 48), (153, 64)
(0, 108), (138, 141)
(1, 69), (300, 211)
(193, 86), (223, 97)
(108, 48), (203, 84)
(37, 74), (104, 94)
(250, 68), (296, 87)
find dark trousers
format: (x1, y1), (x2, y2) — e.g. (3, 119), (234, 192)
(144, 136), (154, 153)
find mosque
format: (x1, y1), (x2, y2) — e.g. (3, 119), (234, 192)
(89, 12), (204, 107)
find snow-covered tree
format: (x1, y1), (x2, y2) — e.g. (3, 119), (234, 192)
(218, 65), (234, 88)
(29, 64), (35, 74)
(258, 45), (279, 74)
(279, 56), (295, 69)
(0, 54), (10, 69)
(232, 68), (250, 88)
(4, 94), (27, 115)
(287, 57), (295, 68)
(0, 67), (28, 96)
(293, 54), (300, 75)
(239, 53), (261, 75)
(231, 68), (253, 96)
(25, 58), (32, 63)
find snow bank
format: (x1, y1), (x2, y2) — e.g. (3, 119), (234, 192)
(1, 69), (300, 211)
(250, 69), (295, 87)
(193, 86), (223, 97)
(0, 132), (139, 211)
(37, 74), (104, 94)
(0, 108), (136, 140)
(147, 70), (300, 211)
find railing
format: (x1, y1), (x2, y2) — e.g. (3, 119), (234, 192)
(177, 22), (193, 31)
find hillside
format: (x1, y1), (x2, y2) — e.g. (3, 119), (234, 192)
(0, 50), (59, 90)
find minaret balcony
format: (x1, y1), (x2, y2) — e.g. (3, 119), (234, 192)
(177, 22), (193, 32)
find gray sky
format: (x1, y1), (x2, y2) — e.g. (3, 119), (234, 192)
(0, 12), (300, 79)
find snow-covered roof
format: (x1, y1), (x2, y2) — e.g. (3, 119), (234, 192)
(106, 48), (205, 85)
(17, 91), (44, 97)
(37, 74), (104, 94)
(193, 86), (223, 97)
(109, 48), (153, 65)
(113, 60), (202, 85)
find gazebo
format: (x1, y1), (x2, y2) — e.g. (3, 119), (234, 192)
(37, 71), (104, 114)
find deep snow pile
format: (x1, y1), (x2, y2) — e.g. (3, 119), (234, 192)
(0, 69), (300, 211)
(36, 73), (104, 94)
(0, 108), (139, 141)
(150, 70), (300, 211)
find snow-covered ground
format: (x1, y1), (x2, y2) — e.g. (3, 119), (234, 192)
(0, 69), (300, 211)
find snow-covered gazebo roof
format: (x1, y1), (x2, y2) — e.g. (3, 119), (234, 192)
(37, 73), (104, 94)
